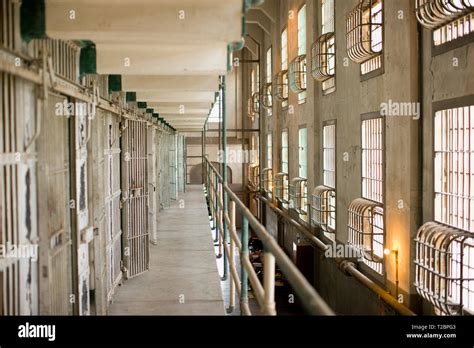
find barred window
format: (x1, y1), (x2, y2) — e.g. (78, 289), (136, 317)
(281, 129), (289, 173)
(348, 117), (384, 274)
(362, 117), (384, 204)
(298, 5), (307, 55)
(281, 28), (288, 70)
(274, 71), (289, 108)
(434, 105), (474, 232)
(264, 47), (273, 115)
(275, 172), (290, 208)
(415, 222), (474, 315)
(416, 0), (474, 46)
(296, 5), (307, 102)
(266, 47), (273, 83)
(267, 132), (273, 170)
(289, 178), (308, 217)
(312, 0), (336, 91)
(312, 186), (336, 240)
(298, 127), (307, 179)
(263, 168), (274, 196)
(348, 198), (384, 274)
(323, 124), (336, 188)
(312, 123), (337, 240)
(289, 55), (307, 103)
(346, 0), (383, 75)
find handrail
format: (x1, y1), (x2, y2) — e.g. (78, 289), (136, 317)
(258, 194), (417, 317)
(204, 156), (334, 316)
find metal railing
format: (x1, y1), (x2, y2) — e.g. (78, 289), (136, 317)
(203, 156), (334, 316)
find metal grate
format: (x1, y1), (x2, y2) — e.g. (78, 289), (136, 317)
(289, 55), (307, 93)
(267, 132), (272, 170)
(434, 105), (474, 232)
(275, 172), (289, 207)
(311, 33), (335, 82)
(252, 92), (260, 116)
(248, 164), (260, 191)
(362, 117), (384, 204)
(289, 177), (308, 216)
(415, 222), (474, 315)
(415, 0), (473, 29)
(312, 185), (336, 240)
(348, 198), (384, 274)
(274, 70), (289, 108)
(262, 168), (273, 197)
(346, 0), (383, 74)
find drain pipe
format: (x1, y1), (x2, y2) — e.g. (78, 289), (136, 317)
(258, 195), (416, 316)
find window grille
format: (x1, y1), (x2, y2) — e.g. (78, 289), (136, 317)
(289, 177), (308, 215)
(30, 39), (81, 83)
(248, 164), (260, 190)
(281, 28), (288, 70)
(274, 71), (289, 107)
(415, 221), (474, 315)
(261, 82), (273, 109)
(267, 132), (273, 170)
(298, 5), (307, 56)
(252, 92), (260, 116)
(362, 117), (384, 204)
(289, 55), (307, 93)
(434, 105), (474, 232)
(311, 33), (336, 82)
(415, 0), (473, 29)
(348, 198), (384, 274)
(346, 0), (383, 74)
(312, 185), (336, 238)
(298, 127), (308, 179)
(281, 129), (289, 173)
(275, 172), (289, 206)
(323, 124), (336, 188)
(262, 168), (274, 196)
(432, 12), (474, 46)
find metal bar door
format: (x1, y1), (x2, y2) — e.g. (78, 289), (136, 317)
(121, 119), (149, 279)
(105, 114), (122, 299)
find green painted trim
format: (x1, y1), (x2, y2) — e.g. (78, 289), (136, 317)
(146, 108), (154, 114)
(108, 75), (122, 93)
(152, 113), (159, 118)
(125, 92), (137, 102)
(137, 102), (147, 109)
(79, 42), (97, 76)
(21, 0), (47, 42)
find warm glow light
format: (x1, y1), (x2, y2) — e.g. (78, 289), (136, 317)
(383, 248), (391, 255)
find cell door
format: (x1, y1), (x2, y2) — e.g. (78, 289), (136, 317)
(121, 119), (149, 279)
(169, 134), (178, 200)
(36, 93), (73, 315)
(104, 114), (122, 300)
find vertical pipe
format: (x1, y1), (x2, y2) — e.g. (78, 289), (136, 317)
(263, 252), (276, 315)
(228, 200), (236, 313)
(240, 216), (249, 314)
(221, 75), (229, 280)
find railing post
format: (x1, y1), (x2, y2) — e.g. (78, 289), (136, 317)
(240, 216), (249, 315)
(227, 200), (236, 313)
(221, 75), (229, 282)
(263, 251), (276, 315)
(214, 172), (219, 243)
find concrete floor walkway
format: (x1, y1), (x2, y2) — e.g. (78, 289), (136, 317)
(109, 185), (225, 315)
